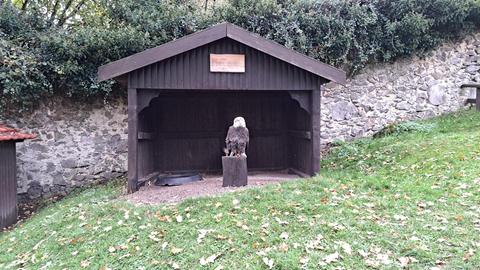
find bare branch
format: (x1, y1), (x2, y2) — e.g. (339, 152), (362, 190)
(21, 0), (30, 11)
(48, 0), (61, 25)
(58, 0), (87, 27)
(56, 0), (74, 25)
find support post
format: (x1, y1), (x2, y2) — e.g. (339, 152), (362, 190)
(476, 88), (480, 112)
(310, 89), (321, 176)
(128, 88), (138, 193)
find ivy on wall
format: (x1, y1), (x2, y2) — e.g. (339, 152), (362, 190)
(1, 0), (479, 113)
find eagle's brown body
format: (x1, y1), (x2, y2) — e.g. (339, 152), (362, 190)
(225, 117), (249, 157)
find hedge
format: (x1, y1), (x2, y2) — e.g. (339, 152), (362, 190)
(1, 0), (479, 113)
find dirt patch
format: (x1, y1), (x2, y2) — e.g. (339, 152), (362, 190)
(124, 171), (300, 205)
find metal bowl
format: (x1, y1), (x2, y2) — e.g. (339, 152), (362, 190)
(155, 173), (203, 186)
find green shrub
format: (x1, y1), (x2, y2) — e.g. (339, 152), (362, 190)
(374, 121), (437, 137)
(1, 0), (480, 113)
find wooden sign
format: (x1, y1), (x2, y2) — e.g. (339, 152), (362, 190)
(210, 54), (245, 73)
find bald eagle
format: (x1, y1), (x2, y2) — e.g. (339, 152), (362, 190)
(225, 117), (249, 157)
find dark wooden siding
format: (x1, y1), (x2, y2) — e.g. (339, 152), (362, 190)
(0, 142), (17, 229)
(287, 94), (312, 174)
(137, 91), (303, 174)
(128, 38), (325, 91)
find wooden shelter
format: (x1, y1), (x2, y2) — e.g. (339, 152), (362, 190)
(0, 125), (36, 229)
(98, 23), (346, 193)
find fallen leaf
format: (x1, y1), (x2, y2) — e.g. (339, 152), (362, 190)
(171, 247), (183, 255)
(399, 257), (409, 268)
(262, 257), (274, 269)
(80, 260), (90, 268)
(365, 258), (380, 268)
(176, 215), (183, 223)
(171, 261), (180, 269)
(197, 229), (214, 243)
(393, 214), (408, 221)
(200, 253), (221, 265)
(300, 256), (309, 265)
(274, 217), (289, 226)
(278, 243), (289, 252)
(324, 252), (339, 264)
(214, 213), (223, 222)
(398, 257), (417, 268)
(280, 232), (289, 240)
(463, 248), (475, 261)
(340, 242), (352, 255)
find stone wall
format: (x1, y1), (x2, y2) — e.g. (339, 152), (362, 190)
(321, 33), (480, 145)
(2, 32), (479, 200)
(1, 99), (128, 201)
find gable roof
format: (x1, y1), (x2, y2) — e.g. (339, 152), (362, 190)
(98, 23), (346, 85)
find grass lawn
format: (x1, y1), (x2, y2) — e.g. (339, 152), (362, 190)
(1, 109), (480, 269)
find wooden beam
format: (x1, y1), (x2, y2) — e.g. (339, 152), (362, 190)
(127, 88), (139, 193)
(157, 130), (285, 139)
(310, 89), (321, 176)
(288, 167), (310, 178)
(137, 171), (160, 187)
(288, 130), (311, 140)
(288, 91), (311, 113)
(460, 83), (480, 88)
(138, 132), (154, 140)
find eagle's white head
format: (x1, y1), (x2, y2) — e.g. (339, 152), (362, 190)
(233, 116), (246, 128)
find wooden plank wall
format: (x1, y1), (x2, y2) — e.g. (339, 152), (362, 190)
(129, 38), (325, 91)
(0, 142), (17, 229)
(142, 91), (301, 174)
(137, 106), (155, 179)
(287, 95), (312, 174)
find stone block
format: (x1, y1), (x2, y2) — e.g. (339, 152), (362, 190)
(428, 84), (446, 106)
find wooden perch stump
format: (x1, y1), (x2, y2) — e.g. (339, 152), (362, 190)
(222, 156), (248, 187)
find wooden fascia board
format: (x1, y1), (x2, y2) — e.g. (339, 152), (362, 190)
(226, 23), (346, 85)
(98, 23), (228, 82)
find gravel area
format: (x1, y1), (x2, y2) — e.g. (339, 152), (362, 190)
(124, 171), (300, 205)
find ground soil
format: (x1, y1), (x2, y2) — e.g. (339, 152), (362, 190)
(124, 171), (300, 205)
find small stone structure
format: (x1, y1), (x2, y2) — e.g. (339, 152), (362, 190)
(1, 32), (479, 200)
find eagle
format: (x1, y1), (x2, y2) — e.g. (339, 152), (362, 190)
(225, 116), (249, 157)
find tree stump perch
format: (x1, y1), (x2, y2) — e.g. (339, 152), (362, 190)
(222, 156), (248, 187)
